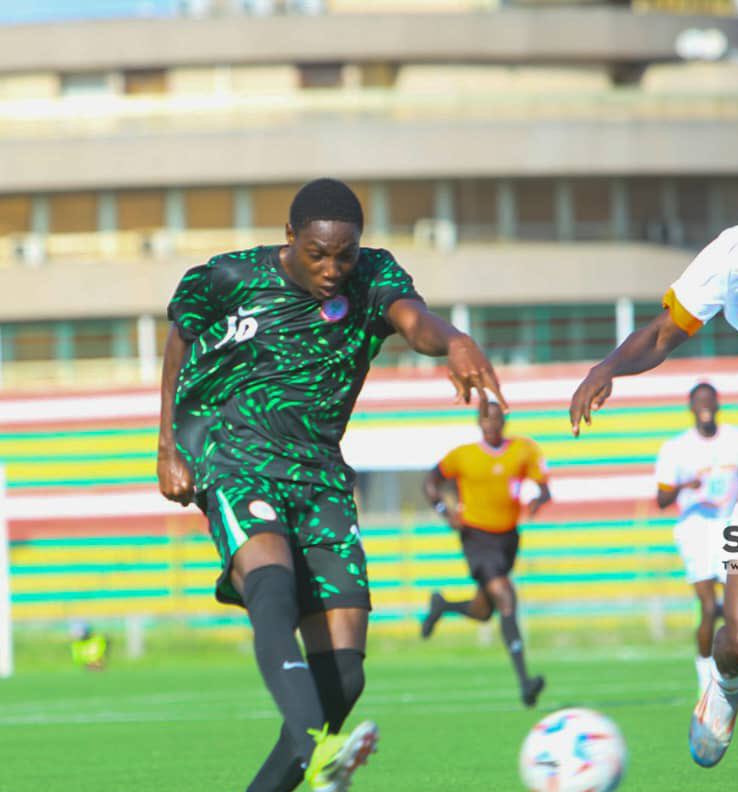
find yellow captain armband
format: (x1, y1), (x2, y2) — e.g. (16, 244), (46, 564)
(662, 288), (703, 337)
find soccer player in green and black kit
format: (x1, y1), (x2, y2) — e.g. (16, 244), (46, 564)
(157, 179), (507, 792)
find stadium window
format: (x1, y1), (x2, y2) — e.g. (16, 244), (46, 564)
(470, 304), (616, 365)
(455, 180), (497, 242)
(8, 323), (56, 362)
(516, 179), (555, 241)
(387, 181), (435, 235)
(298, 63), (343, 89)
(155, 318), (172, 357)
(721, 179), (738, 224)
(358, 63), (398, 88)
(49, 192), (98, 234)
(117, 190), (166, 231)
(60, 72), (115, 97)
(73, 320), (125, 360)
(572, 178), (612, 241)
(628, 178), (665, 243)
(252, 184), (303, 228)
(0, 195), (31, 234)
(547, 304), (616, 363)
(184, 188), (235, 229)
(123, 69), (168, 95)
(675, 178), (710, 248)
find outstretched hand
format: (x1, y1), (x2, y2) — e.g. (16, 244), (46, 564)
(157, 451), (194, 506)
(447, 335), (508, 415)
(569, 365), (613, 437)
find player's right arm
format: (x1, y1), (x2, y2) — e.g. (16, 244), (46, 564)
(159, 258), (230, 504)
(423, 464), (463, 531)
(570, 312), (688, 436)
(157, 325), (194, 505)
(570, 228), (735, 436)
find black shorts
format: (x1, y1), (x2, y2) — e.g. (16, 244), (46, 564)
(203, 475), (371, 616)
(460, 526), (519, 585)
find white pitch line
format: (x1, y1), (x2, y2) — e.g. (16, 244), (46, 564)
(0, 678), (693, 727)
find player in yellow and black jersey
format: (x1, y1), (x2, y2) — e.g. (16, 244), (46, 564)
(422, 399), (550, 707)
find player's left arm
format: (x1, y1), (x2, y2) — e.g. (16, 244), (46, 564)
(387, 298), (508, 413)
(528, 482), (551, 517)
(525, 440), (552, 517)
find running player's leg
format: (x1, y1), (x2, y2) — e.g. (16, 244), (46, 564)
(485, 576), (540, 704)
(690, 571), (738, 766)
(677, 517), (719, 692)
(713, 570), (738, 678)
(689, 529), (738, 766)
(694, 579), (718, 693)
(421, 586), (494, 638)
(482, 530), (543, 707)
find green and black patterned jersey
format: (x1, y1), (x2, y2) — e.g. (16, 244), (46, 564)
(167, 245), (422, 494)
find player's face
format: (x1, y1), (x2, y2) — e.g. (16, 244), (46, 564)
(690, 387), (719, 428)
(284, 220), (361, 301)
(479, 404), (505, 444)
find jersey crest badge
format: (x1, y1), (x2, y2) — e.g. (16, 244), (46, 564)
(320, 295), (349, 322)
(248, 500), (278, 521)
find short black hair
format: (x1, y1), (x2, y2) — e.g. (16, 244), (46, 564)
(689, 381), (718, 402)
(289, 178), (364, 233)
(479, 398), (505, 419)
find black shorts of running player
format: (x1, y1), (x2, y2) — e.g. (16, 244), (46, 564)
(203, 474), (371, 616)
(459, 526), (520, 585)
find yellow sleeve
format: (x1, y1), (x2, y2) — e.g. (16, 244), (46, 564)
(438, 447), (462, 479)
(524, 440), (549, 484)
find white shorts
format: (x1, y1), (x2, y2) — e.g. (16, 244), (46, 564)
(674, 515), (728, 585)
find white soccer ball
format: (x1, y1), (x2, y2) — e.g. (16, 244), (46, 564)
(519, 707), (627, 792)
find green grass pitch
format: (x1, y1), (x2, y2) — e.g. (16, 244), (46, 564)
(1, 636), (735, 791)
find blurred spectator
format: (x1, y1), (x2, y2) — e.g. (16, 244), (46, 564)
(70, 621), (109, 671)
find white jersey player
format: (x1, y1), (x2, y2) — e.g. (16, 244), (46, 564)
(570, 225), (738, 768)
(656, 383), (738, 693)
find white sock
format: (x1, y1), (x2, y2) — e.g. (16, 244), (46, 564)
(710, 657), (738, 693)
(696, 656), (712, 693)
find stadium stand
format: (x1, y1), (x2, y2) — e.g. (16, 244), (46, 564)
(5, 358), (737, 635)
(1, 5), (737, 639)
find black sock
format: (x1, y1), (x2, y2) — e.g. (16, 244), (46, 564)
(442, 598), (474, 616)
(442, 597), (493, 622)
(245, 649), (365, 792)
(246, 725), (303, 792)
(500, 612), (528, 687)
(241, 565), (324, 767)
(308, 648), (365, 732)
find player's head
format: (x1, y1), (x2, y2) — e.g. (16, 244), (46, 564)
(688, 381), (719, 430)
(283, 178), (364, 301)
(478, 398), (506, 445)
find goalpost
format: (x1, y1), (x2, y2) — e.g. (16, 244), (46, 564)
(0, 466), (12, 678)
